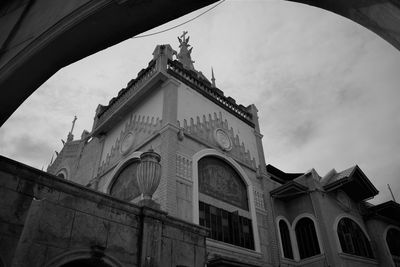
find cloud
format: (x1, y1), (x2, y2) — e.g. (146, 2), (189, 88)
(0, 134), (53, 169)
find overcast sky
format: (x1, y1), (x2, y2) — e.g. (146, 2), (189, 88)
(0, 0), (399, 204)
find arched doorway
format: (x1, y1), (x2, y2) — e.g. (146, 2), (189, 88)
(61, 258), (112, 267)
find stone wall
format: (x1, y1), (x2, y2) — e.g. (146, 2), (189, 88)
(0, 155), (208, 267)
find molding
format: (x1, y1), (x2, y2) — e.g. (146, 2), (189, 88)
(192, 148), (261, 252)
(338, 253), (378, 265)
(206, 238), (262, 258)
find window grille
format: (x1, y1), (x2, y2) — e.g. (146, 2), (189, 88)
(199, 201), (254, 250)
(337, 218), (373, 258)
(295, 217), (321, 259)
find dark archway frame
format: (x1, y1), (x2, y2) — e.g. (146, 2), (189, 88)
(0, 0), (398, 126)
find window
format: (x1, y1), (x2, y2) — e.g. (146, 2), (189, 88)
(198, 157), (248, 210)
(337, 218), (373, 258)
(279, 220), (294, 259)
(386, 228), (400, 266)
(110, 160), (140, 201)
(197, 156), (254, 250)
(295, 217), (321, 259)
(199, 201), (254, 249)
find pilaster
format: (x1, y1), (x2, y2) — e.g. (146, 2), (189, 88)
(157, 79), (180, 216)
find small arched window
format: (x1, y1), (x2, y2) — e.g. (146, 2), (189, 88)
(110, 160), (140, 202)
(56, 168), (68, 180)
(279, 220), (294, 259)
(337, 218), (373, 258)
(386, 228), (400, 265)
(295, 217), (321, 259)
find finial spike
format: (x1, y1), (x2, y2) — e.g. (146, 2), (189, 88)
(211, 67), (216, 88)
(67, 115), (77, 142)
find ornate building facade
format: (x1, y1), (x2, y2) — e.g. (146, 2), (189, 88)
(32, 33), (400, 266)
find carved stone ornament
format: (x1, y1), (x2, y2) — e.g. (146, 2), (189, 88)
(120, 132), (135, 155)
(214, 128), (232, 151)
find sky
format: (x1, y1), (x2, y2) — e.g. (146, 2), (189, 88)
(0, 0), (399, 204)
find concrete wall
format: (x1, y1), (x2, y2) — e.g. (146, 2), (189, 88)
(0, 155), (208, 267)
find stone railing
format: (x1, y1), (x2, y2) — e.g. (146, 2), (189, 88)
(166, 59), (254, 127)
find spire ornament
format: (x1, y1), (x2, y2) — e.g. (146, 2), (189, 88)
(177, 31), (195, 71)
(67, 115), (77, 142)
(211, 67), (216, 88)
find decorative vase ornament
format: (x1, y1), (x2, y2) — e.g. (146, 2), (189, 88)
(136, 148), (161, 200)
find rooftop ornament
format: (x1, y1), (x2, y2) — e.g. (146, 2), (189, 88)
(177, 31), (195, 71)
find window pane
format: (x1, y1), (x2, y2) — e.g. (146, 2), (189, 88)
(199, 201), (254, 250)
(337, 218), (373, 258)
(279, 220), (294, 259)
(295, 217), (320, 259)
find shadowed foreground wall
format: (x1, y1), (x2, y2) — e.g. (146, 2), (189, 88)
(0, 155), (208, 267)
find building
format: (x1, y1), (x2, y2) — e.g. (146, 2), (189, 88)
(1, 33), (399, 267)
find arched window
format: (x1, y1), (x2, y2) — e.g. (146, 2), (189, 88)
(386, 228), (400, 266)
(337, 218), (373, 258)
(56, 168), (68, 179)
(295, 217), (321, 259)
(109, 160), (140, 202)
(279, 220), (294, 259)
(198, 156), (254, 250)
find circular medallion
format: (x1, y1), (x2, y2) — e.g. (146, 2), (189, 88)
(120, 132), (135, 155)
(214, 129), (232, 151)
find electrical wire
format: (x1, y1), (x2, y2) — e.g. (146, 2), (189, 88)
(131, 0), (225, 39)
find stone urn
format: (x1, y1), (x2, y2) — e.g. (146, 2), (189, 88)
(136, 149), (161, 200)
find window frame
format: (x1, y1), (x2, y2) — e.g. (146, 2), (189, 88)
(276, 217), (295, 260)
(192, 149), (261, 252)
(333, 214), (374, 259)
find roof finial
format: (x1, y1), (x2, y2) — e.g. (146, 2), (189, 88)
(211, 67), (216, 88)
(177, 31), (195, 71)
(67, 115), (77, 142)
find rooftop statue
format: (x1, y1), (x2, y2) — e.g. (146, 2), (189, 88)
(177, 31), (195, 71)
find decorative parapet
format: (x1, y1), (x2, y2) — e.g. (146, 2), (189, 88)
(178, 112), (257, 170)
(166, 59), (254, 127)
(94, 60), (158, 129)
(97, 114), (162, 176)
(176, 153), (192, 181)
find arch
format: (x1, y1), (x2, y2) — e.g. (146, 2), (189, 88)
(292, 213), (324, 259)
(103, 151), (142, 194)
(192, 148), (260, 252)
(56, 168), (69, 180)
(333, 214), (373, 256)
(384, 225), (400, 265)
(276, 216), (295, 260)
(334, 215), (373, 258)
(45, 249), (123, 267)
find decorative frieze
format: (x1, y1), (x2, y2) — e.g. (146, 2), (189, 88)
(178, 111), (257, 169)
(98, 114), (162, 176)
(176, 153), (192, 181)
